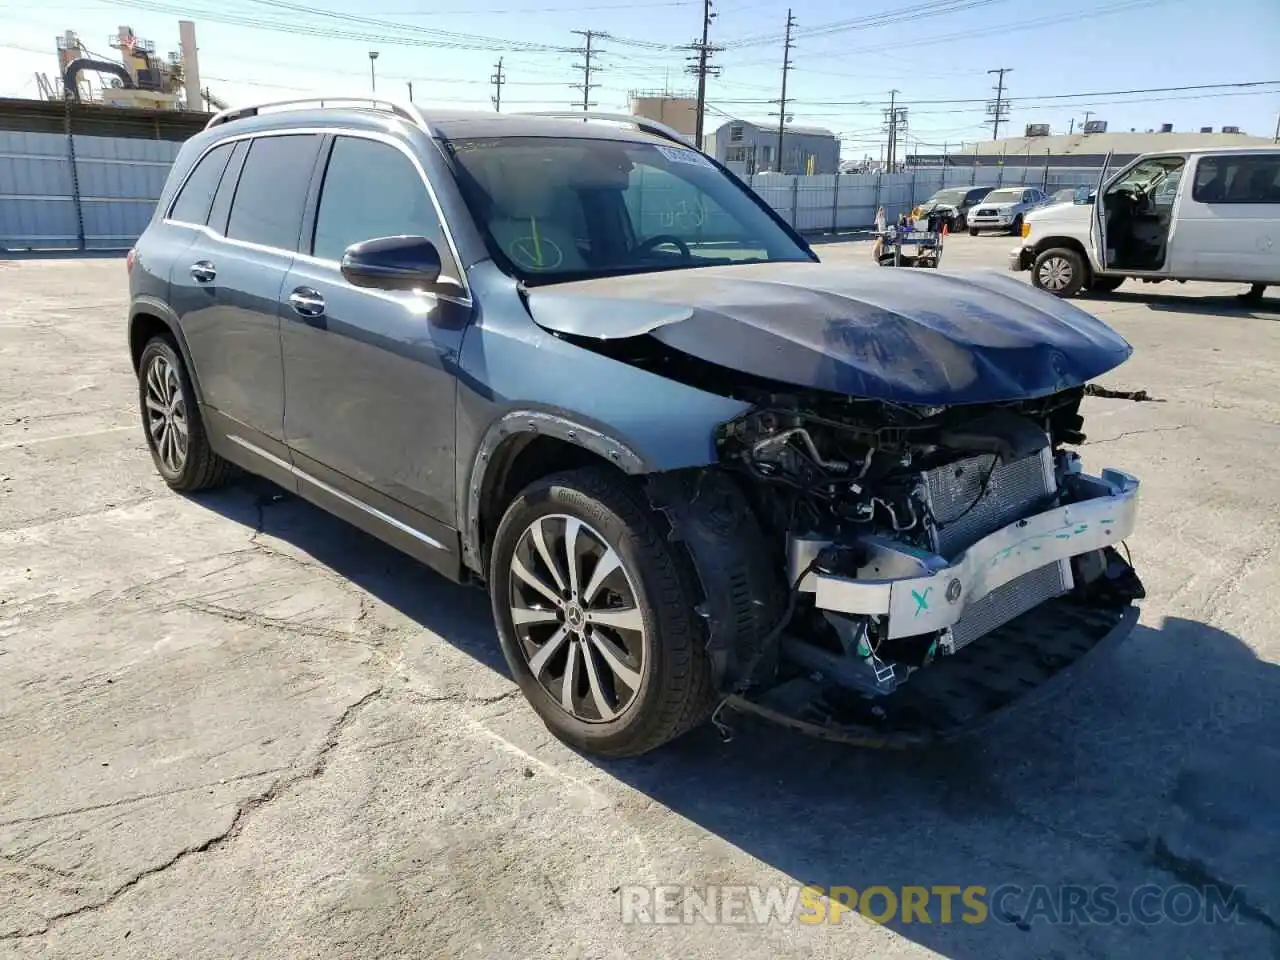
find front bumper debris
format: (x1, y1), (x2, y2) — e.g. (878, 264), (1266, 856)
(795, 468), (1139, 640)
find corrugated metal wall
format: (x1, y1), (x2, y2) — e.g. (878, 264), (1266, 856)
(1, 130), (1104, 252)
(0, 130), (180, 251)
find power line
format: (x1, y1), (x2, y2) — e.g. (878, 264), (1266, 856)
(571, 30), (602, 111)
(986, 66), (1011, 139)
(882, 90), (907, 169)
(770, 9), (796, 173)
(721, 0), (1008, 49)
(491, 57), (506, 112)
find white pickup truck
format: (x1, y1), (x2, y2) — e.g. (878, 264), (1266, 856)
(1010, 146), (1279, 301)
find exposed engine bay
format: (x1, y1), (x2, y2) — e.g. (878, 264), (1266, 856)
(696, 385), (1145, 743)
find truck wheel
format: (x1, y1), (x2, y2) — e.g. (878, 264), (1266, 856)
(137, 336), (233, 491)
(1090, 276), (1125, 293)
(1032, 247), (1086, 297)
(954, 214), (967, 231)
(489, 467), (714, 757)
(968, 226), (980, 237)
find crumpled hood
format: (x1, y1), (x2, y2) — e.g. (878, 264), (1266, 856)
(523, 262), (1132, 405)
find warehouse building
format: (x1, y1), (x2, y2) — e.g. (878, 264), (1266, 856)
(908, 123), (1276, 168)
(703, 120), (840, 175)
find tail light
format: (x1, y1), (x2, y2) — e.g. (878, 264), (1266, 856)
(126, 248), (137, 274)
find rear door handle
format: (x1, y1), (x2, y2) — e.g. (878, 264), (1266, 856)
(288, 287), (326, 319)
(190, 260), (216, 283)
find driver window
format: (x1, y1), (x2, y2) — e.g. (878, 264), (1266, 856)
(312, 136), (452, 266)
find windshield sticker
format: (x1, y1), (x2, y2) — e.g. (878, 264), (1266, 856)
(656, 145), (711, 168)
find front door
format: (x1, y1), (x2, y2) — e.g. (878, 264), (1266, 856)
(279, 134), (470, 534)
(168, 133), (323, 461)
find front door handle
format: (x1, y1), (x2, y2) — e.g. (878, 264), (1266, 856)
(190, 260), (216, 283)
(288, 287), (326, 319)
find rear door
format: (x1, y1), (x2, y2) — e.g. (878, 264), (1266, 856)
(1172, 152), (1280, 281)
(169, 133), (324, 463)
(279, 133), (471, 541)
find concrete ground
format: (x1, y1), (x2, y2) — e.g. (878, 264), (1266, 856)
(1, 237), (1278, 960)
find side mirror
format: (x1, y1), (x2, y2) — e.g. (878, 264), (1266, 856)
(341, 236), (445, 292)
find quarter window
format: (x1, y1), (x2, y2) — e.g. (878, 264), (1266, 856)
(168, 142), (233, 225)
(311, 136), (450, 264)
(1193, 155), (1280, 204)
(226, 134), (322, 251)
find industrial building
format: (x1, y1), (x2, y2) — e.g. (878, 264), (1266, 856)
(703, 120), (840, 175)
(908, 122), (1276, 168)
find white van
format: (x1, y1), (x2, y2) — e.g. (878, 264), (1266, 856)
(1010, 146), (1280, 300)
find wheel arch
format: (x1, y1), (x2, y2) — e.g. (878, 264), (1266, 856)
(129, 298), (204, 404)
(464, 411), (648, 578)
(1032, 235), (1094, 278)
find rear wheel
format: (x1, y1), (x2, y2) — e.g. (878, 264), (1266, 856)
(1031, 247), (1086, 298)
(137, 337), (233, 491)
(489, 467), (713, 757)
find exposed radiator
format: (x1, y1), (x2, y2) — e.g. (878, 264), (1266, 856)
(921, 445), (1071, 652)
(922, 447), (1057, 558)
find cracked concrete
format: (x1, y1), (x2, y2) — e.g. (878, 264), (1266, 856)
(1, 246), (1278, 959)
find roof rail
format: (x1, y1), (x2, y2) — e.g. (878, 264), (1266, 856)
(519, 111), (697, 150)
(205, 97), (429, 132)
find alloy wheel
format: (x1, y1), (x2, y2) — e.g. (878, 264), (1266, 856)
(144, 354), (188, 474)
(507, 514), (647, 723)
(1037, 255), (1073, 291)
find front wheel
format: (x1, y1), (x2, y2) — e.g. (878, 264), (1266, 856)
(1031, 247), (1087, 297)
(968, 226), (980, 237)
(1009, 215), (1024, 236)
(489, 467), (713, 757)
(954, 214), (967, 232)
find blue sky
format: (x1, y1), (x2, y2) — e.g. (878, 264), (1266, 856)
(2, 0), (1278, 160)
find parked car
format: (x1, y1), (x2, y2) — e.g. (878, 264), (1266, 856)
(1049, 186), (1089, 205)
(1012, 146), (1279, 299)
(128, 101), (1145, 756)
(967, 186), (1050, 235)
(911, 186), (993, 231)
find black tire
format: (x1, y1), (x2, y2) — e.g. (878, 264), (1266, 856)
(489, 466), (714, 757)
(1031, 247), (1087, 298)
(1090, 275), (1125, 293)
(954, 214), (967, 231)
(1238, 283), (1267, 303)
(968, 226), (980, 237)
(1010, 214), (1024, 236)
(137, 336), (233, 491)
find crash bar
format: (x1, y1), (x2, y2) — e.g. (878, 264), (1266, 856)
(518, 111), (697, 150)
(205, 98), (429, 132)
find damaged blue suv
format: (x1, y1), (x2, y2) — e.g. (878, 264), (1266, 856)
(128, 100), (1144, 756)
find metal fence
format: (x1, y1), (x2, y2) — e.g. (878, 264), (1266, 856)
(1, 127), (1101, 252)
(746, 165), (1103, 235)
(0, 130), (181, 251)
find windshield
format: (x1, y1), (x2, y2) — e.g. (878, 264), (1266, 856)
(446, 136), (812, 284)
(925, 188), (967, 205)
(982, 188), (1023, 203)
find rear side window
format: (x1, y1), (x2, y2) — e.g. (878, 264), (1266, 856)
(226, 134), (323, 250)
(1193, 155), (1280, 204)
(207, 140), (249, 235)
(168, 142), (233, 225)
(311, 136), (451, 264)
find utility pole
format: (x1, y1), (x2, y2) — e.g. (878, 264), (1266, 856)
(368, 50), (379, 94)
(1274, 110), (1279, 143)
(882, 89), (906, 170)
(685, 0), (721, 147)
(986, 67), (1011, 140)
(491, 57), (506, 112)
(406, 81), (414, 103)
(570, 30), (601, 111)
(1082, 110), (1094, 129)
(772, 9), (796, 174)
